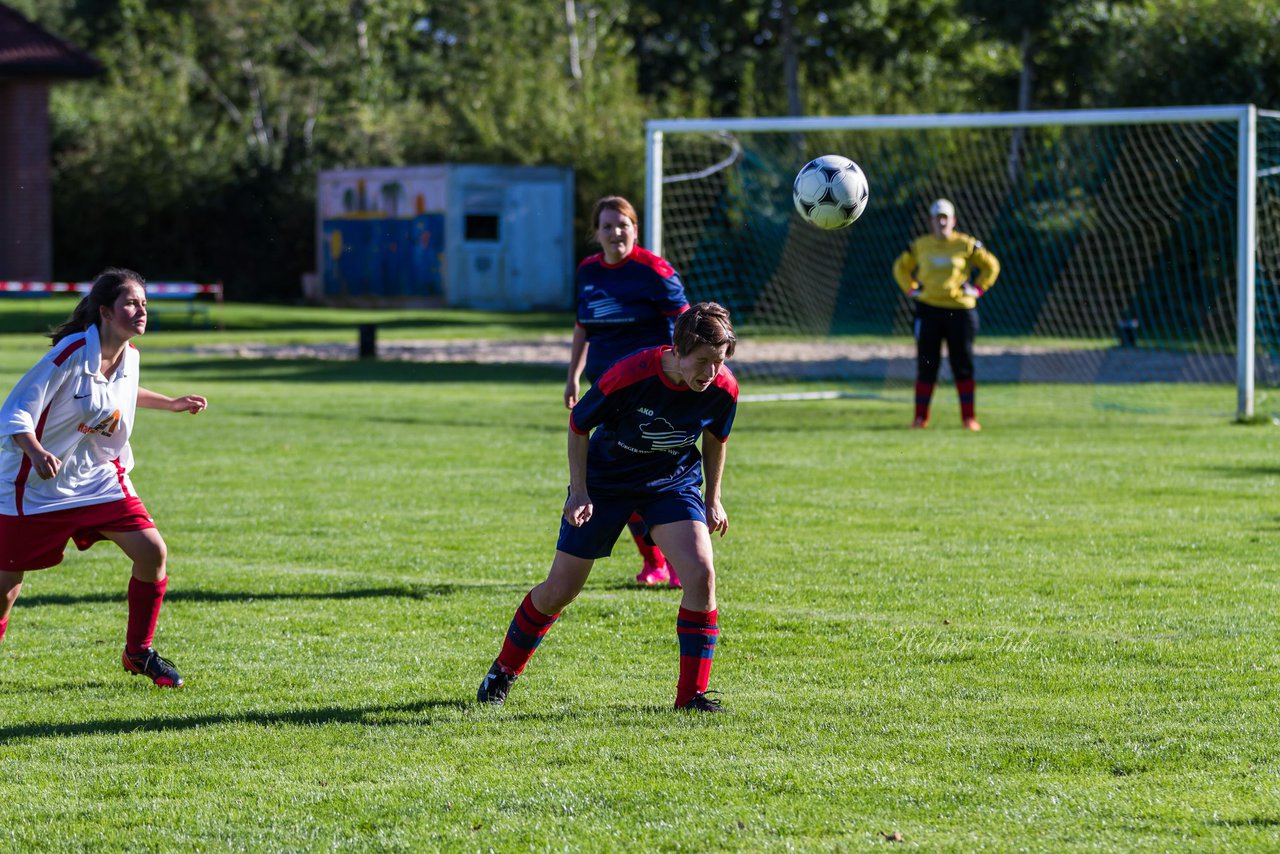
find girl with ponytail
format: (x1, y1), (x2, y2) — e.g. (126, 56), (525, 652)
(0, 267), (208, 687)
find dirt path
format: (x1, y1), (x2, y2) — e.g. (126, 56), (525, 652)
(174, 336), (1243, 383)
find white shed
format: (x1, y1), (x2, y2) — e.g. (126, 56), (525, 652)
(317, 164), (574, 309)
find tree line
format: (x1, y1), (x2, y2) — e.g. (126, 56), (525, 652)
(14, 0), (1280, 299)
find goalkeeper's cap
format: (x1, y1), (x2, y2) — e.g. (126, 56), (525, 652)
(930, 198), (955, 219)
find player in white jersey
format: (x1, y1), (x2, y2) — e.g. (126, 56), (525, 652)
(0, 268), (207, 687)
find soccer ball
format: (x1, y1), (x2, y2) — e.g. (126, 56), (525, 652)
(792, 155), (870, 229)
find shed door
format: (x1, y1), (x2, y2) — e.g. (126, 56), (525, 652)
(505, 182), (569, 309)
(459, 185), (505, 307)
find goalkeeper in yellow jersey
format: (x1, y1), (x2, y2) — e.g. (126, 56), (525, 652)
(892, 198), (1000, 431)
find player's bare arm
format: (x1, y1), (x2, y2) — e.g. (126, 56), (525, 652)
(137, 387), (208, 414)
(702, 428), (728, 537)
(563, 428), (593, 527)
(565, 325), (589, 409)
(12, 432), (60, 479)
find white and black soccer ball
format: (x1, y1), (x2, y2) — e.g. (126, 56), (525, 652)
(792, 154), (870, 229)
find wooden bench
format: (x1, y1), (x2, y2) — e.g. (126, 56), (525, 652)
(0, 280), (224, 329)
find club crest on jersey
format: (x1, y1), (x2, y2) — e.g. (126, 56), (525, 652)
(585, 292), (624, 318)
(639, 418), (697, 451)
(77, 410), (120, 437)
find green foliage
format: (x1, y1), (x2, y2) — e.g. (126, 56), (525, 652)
(12, 0), (1280, 298)
(421, 2), (650, 224)
(26, 1), (649, 297)
(961, 0), (1140, 109)
(1105, 1), (1280, 107)
(632, 0), (1009, 117)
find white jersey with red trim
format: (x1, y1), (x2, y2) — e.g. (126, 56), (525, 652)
(0, 325), (141, 515)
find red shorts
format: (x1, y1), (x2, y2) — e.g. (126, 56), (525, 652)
(0, 495), (155, 573)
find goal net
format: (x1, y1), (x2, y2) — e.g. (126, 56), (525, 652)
(646, 106), (1280, 417)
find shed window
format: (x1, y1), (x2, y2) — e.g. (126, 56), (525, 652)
(465, 214), (500, 242)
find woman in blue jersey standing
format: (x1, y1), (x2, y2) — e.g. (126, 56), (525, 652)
(483, 302), (739, 712)
(565, 196), (690, 588)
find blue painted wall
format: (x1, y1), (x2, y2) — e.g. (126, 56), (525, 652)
(321, 213), (444, 298)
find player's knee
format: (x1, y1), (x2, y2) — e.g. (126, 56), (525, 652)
(679, 561), (715, 595)
(149, 536), (168, 569)
(0, 575), (22, 611)
(536, 578), (582, 613)
(546, 586), (579, 611)
(133, 535), (167, 576)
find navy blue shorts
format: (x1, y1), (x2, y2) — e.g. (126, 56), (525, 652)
(556, 484), (707, 560)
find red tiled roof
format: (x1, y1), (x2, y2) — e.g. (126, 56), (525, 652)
(0, 4), (100, 79)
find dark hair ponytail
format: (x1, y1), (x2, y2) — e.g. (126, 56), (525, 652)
(49, 268), (145, 346)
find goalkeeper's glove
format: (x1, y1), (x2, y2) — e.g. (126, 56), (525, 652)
(961, 282), (985, 298)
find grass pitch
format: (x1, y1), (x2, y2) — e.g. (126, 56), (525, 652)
(0, 315), (1277, 850)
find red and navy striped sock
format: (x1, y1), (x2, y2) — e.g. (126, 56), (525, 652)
(125, 576), (167, 654)
(495, 592), (561, 676)
(675, 607), (719, 706)
(0, 616), (7, 642)
(956, 378), (976, 420)
(915, 382), (934, 421)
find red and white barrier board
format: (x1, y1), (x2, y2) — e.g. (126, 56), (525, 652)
(0, 281), (222, 297)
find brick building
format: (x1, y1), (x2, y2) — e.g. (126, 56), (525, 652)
(0, 5), (99, 279)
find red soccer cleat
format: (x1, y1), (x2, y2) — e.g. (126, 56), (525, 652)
(962, 417), (982, 432)
(122, 647), (184, 688)
(910, 416), (930, 429)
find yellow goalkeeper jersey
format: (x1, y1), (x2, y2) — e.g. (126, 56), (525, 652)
(892, 232), (1000, 310)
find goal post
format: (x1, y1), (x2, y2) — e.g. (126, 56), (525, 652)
(646, 105), (1278, 419)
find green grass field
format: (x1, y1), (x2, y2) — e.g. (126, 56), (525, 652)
(0, 309), (1278, 850)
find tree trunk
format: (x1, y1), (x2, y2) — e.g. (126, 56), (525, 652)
(781, 1), (800, 116)
(565, 0), (582, 81)
(1009, 26), (1034, 185)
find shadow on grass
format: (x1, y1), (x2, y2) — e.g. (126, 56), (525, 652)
(0, 300), (572, 337)
(218, 407), (565, 433)
(144, 358), (564, 386)
(0, 698), (473, 743)
(0, 308), (68, 335)
(593, 578), (686, 594)
(1205, 464), (1280, 478)
(1207, 817), (1280, 828)
(16, 583), (527, 608)
(0, 696), (679, 740)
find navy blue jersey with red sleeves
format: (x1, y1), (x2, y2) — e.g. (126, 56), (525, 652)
(570, 346), (738, 495)
(576, 247), (689, 381)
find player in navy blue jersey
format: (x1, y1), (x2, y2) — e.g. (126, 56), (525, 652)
(481, 302), (738, 712)
(565, 196), (690, 589)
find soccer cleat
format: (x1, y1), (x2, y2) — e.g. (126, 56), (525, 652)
(122, 647), (184, 688)
(477, 662), (518, 705)
(667, 564), (682, 589)
(635, 562), (672, 587)
(962, 417), (982, 432)
(675, 690), (727, 713)
(910, 416), (930, 429)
